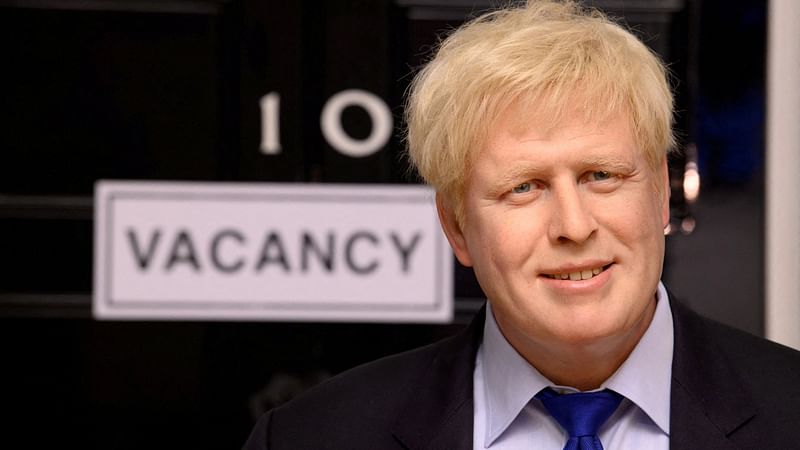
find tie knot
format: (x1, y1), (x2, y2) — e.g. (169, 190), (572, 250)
(535, 388), (623, 439)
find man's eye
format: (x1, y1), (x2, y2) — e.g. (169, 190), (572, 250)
(512, 182), (531, 194)
(589, 171), (612, 181)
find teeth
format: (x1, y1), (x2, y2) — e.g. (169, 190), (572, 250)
(548, 266), (606, 280)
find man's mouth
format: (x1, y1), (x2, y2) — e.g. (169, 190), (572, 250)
(544, 264), (612, 281)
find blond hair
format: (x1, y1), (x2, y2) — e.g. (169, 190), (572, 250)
(405, 0), (675, 219)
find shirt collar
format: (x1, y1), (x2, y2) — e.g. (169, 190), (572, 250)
(481, 300), (552, 446)
(480, 282), (673, 446)
(603, 282), (673, 434)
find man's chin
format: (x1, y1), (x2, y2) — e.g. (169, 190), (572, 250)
(543, 324), (623, 348)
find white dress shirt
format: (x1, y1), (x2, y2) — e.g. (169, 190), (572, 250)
(473, 282), (673, 449)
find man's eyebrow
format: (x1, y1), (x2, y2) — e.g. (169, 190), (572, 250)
(580, 155), (635, 171)
(487, 164), (546, 194)
(500, 156), (632, 180)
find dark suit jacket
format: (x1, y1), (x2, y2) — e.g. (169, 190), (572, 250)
(243, 298), (800, 449)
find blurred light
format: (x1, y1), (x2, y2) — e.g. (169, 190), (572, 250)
(680, 216), (696, 234)
(683, 161), (700, 203)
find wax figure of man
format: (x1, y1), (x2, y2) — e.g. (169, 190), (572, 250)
(244, 1), (800, 449)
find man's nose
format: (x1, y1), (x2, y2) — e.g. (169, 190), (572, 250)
(547, 183), (598, 244)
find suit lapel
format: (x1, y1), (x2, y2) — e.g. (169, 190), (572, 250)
(391, 307), (485, 450)
(669, 298), (756, 449)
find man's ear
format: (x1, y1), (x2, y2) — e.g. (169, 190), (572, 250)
(435, 193), (474, 267)
(659, 157), (670, 227)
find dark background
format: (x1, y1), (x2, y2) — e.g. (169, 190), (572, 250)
(0, 0), (765, 447)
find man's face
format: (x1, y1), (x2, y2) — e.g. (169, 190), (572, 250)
(438, 109), (669, 351)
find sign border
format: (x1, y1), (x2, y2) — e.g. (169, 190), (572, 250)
(95, 182), (452, 322)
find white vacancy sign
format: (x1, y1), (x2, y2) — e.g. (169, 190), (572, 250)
(93, 181), (453, 323)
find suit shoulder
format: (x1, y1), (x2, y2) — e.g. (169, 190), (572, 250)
(251, 333), (465, 449)
(706, 314), (799, 366)
(289, 336), (447, 408)
(682, 305), (800, 384)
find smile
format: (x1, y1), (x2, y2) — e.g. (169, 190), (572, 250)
(544, 264), (611, 281)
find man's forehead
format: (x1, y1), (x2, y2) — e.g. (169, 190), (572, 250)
(480, 107), (636, 156)
(502, 100), (630, 138)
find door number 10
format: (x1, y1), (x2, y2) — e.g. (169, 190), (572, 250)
(260, 89), (394, 158)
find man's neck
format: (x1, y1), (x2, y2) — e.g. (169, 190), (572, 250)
(496, 297), (657, 391)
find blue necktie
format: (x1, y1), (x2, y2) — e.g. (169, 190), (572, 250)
(535, 388), (623, 450)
